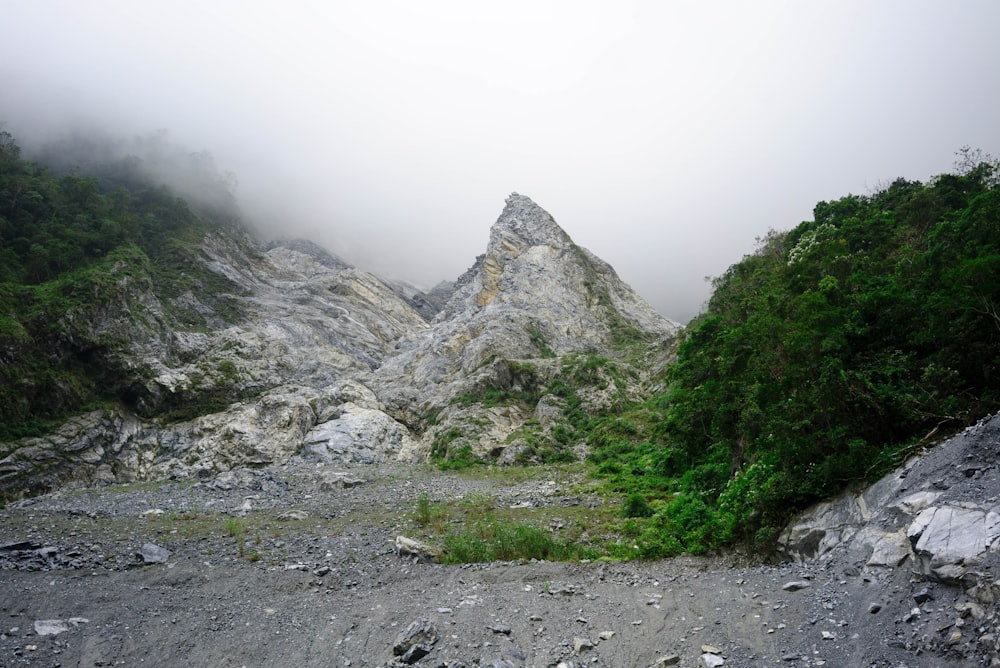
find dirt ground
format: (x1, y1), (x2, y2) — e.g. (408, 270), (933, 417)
(0, 462), (993, 667)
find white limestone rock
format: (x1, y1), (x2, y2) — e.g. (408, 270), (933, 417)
(302, 403), (416, 464)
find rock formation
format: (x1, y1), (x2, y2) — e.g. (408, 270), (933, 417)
(780, 412), (1000, 595)
(0, 194), (678, 497)
(372, 193), (679, 462)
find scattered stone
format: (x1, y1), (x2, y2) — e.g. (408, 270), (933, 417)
(0, 540), (40, 552)
(393, 619), (438, 658)
(782, 580), (811, 592)
(33, 620), (69, 636)
(319, 472), (365, 490)
(650, 656), (680, 667)
(932, 563), (968, 584)
(955, 601), (986, 619)
(913, 587), (935, 604)
(867, 602), (882, 614)
(394, 536), (442, 563)
(136, 542), (171, 564)
(33, 618), (88, 636)
(698, 652), (725, 667)
(479, 659), (517, 668)
(573, 637), (594, 653)
(821, 631), (836, 640)
(599, 631), (615, 641)
(701, 644), (722, 654)
(400, 643), (432, 664)
(277, 510), (309, 521)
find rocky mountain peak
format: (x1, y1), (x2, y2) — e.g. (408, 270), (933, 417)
(490, 192), (572, 253)
(373, 195), (679, 462)
(477, 193), (572, 307)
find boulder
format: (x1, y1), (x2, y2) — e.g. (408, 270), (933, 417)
(394, 536), (442, 563)
(393, 618), (439, 657)
(136, 542), (171, 564)
(907, 505), (1000, 579)
(302, 404), (415, 464)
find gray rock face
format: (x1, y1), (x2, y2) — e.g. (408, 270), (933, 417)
(907, 505), (1000, 580)
(0, 194), (677, 495)
(780, 413), (1000, 590)
(372, 194), (679, 459)
(302, 403), (417, 464)
(1, 234), (428, 494)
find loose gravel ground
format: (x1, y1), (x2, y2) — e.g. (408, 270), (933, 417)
(0, 462), (994, 667)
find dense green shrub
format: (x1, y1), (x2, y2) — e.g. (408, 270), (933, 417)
(590, 150), (1000, 555)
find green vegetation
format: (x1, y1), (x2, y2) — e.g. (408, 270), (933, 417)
(620, 492), (653, 518)
(430, 427), (482, 469)
(433, 352), (640, 468)
(0, 129), (246, 439)
(586, 148), (1000, 556)
(409, 489), (599, 563)
(440, 520), (585, 563)
(526, 324), (556, 358)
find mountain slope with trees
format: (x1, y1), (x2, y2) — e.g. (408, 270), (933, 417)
(588, 148), (1000, 555)
(0, 129), (248, 440)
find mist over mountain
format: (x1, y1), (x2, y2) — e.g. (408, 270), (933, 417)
(5, 2), (998, 325)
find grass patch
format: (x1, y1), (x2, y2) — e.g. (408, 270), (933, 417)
(224, 517), (246, 537)
(440, 520), (589, 563)
(406, 477), (612, 564)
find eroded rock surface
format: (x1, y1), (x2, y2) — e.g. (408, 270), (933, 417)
(373, 193), (679, 460)
(1, 194), (678, 496)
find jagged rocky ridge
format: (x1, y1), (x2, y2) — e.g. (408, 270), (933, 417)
(0, 193), (678, 497)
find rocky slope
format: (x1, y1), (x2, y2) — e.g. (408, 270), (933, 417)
(0, 194), (678, 498)
(372, 193), (679, 462)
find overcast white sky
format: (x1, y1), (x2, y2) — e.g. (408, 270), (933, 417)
(3, 1), (999, 322)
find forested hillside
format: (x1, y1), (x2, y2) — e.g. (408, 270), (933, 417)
(0, 130), (245, 439)
(589, 149), (1000, 555)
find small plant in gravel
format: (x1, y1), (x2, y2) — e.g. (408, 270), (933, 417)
(458, 492), (494, 520)
(224, 517), (246, 537)
(413, 494), (448, 531)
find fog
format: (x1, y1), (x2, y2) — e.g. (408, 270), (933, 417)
(3, 1), (999, 323)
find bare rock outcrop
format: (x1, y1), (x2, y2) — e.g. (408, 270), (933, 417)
(1, 194), (678, 496)
(780, 412), (1000, 589)
(1, 234), (429, 495)
(372, 194), (679, 461)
